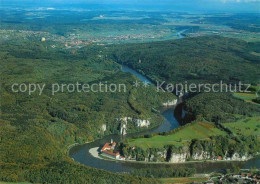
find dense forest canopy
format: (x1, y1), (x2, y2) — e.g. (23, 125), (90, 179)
(0, 39), (174, 183)
(112, 36), (260, 85)
(184, 93), (260, 123)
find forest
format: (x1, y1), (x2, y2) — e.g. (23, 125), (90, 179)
(112, 36), (260, 161)
(0, 39), (174, 183)
(112, 36), (260, 85)
(184, 92), (260, 123)
(130, 167), (196, 178)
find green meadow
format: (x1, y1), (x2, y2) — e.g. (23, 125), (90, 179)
(233, 85), (260, 104)
(127, 122), (227, 149)
(234, 92), (257, 101)
(225, 116), (260, 136)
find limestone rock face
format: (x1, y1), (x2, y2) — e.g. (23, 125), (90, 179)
(192, 151), (211, 160)
(120, 122), (127, 135)
(123, 146), (254, 163)
(135, 119), (150, 127)
(117, 117), (151, 135)
(157, 150), (167, 159)
(101, 124), (106, 132)
(117, 117), (129, 135)
(149, 154), (155, 162)
(230, 153), (251, 161)
(162, 99), (178, 106)
(169, 153), (188, 163)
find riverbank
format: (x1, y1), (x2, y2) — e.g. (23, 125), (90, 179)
(69, 97), (260, 172)
(67, 141), (93, 157)
(68, 104), (179, 157)
(67, 143), (79, 155)
(88, 145), (258, 165)
(89, 147), (103, 159)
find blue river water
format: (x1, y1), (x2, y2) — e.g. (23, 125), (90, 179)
(122, 65), (152, 84)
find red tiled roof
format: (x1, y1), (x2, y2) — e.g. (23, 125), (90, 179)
(101, 143), (110, 151)
(101, 142), (117, 151)
(103, 150), (120, 156)
(217, 156), (222, 160)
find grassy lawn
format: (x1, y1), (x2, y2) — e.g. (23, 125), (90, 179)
(233, 92), (258, 103)
(127, 122), (227, 150)
(233, 85), (260, 104)
(159, 177), (209, 184)
(224, 116), (260, 136)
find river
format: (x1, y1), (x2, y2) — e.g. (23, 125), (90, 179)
(121, 65), (152, 84)
(69, 106), (180, 173)
(165, 29), (186, 40)
(69, 65), (260, 173)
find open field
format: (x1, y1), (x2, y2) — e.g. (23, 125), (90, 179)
(233, 85), (260, 104)
(234, 92), (257, 101)
(225, 116), (260, 136)
(127, 122), (227, 149)
(234, 92), (259, 105)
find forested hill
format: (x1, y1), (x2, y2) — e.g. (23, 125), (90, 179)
(0, 39), (170, 183)
(112, 36), (260, 84)
(184, 93), (260, 123)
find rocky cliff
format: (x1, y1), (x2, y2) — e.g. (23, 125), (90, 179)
(117, 117), (151, 135)
(124, 146), (254, 163)
(162, 99), (178, 106)
(121, 136), (259, 163)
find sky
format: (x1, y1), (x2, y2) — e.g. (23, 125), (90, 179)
(1, 0), (259, 12)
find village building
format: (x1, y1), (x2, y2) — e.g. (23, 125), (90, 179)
(102, 150), (121, 159)
(100, 139), (125, 160)
(101, 140), (116, 152)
